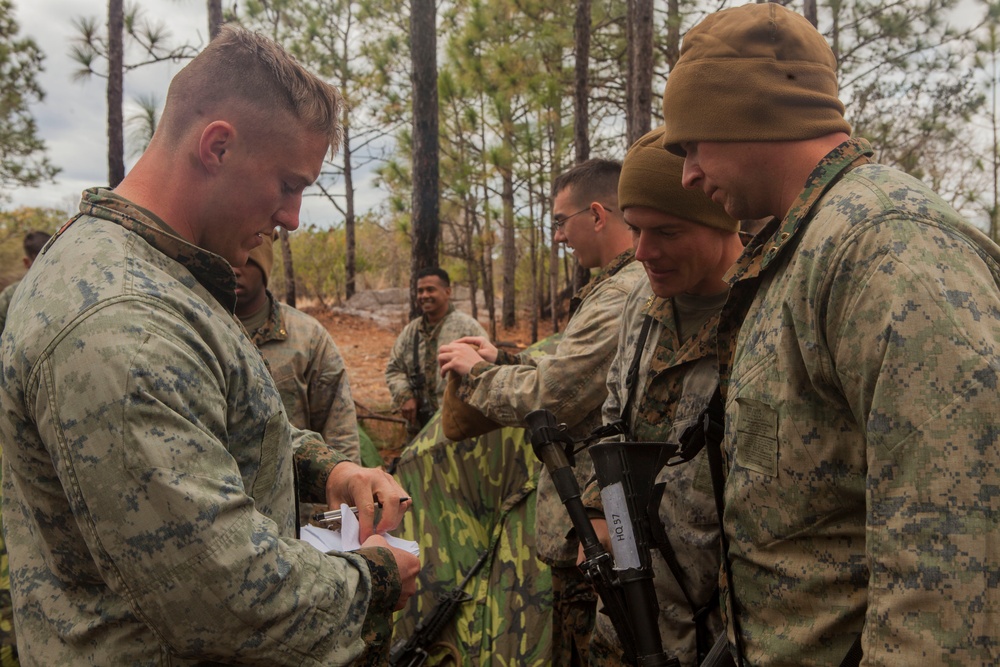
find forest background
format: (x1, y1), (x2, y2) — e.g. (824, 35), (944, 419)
(3, 0), (1000, 348)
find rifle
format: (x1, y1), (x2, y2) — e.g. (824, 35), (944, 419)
(388, 548), (491, 667)
(525, 409), (679, 667)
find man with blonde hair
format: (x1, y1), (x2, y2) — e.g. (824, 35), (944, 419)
(663, 3), (1000, 665)
(0, 26), (417, 665)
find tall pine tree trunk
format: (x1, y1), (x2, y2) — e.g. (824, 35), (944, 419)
(626, 0), (653, 147)
(207, 0), (223, 38)
(278, 228), (296, 307)
(573, 0), (591, 163)
(500, 125), (516, 330)
(343, 120), (357, 299)
(409, 0), (440, 319)
(107, 0), (124, 187)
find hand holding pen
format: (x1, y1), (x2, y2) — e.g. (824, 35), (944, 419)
(312, 497), (412, 528)
(324, 463), (413, 540)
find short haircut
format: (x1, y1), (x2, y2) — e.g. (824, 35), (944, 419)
(416, 267), (450, 286)
(23, 231), (51, 260)
(158, 25), (343, 152)
(551, 159), (622, 206)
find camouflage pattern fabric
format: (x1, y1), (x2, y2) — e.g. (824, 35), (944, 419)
(0, 188), (400, 665)
(392, 336), (562, 666)
(385, 305), (487, 420)
(583, 280), (723, 667)
(358, 426), (384, 469)
(0, 281), (18, 336)
(458, 250), (644, 566)
(250, 293), (361, 464)
(0, 450), (16, 667)
(456, 252), (642, 666)
(716, 138), (1000, 666)
(0, 279), (15, 664)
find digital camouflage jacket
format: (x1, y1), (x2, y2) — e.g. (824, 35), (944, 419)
(0, 284), (18, 664)
(385, 305), (487, 415)
(0, 280), (18, 337)
(584, 279), (723, 667)
(249, 294), (361, 464)
(459, 250), (645, 564)
(717, 139), (1000, 666)
(0, 189), (400, 666)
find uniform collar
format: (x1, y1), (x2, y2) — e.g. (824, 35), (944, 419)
(420, 303), (455, 334)
(250, 291), (288, 345)
(572, 248), (636, 309)
(726, 138), (874, 285)
(68, 188), (239, 312)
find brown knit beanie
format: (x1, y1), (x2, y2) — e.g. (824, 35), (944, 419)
(246, 232), (274, 286)
(619, 126), (738, 233)
(662, 2), (851, 155)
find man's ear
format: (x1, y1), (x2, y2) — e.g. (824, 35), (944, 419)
(592, 202), (608, 233)
(198, 121), (236, 174)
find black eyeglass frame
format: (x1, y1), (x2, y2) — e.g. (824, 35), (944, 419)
(552, 203), (615, 230)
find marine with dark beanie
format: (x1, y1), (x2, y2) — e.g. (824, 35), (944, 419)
(583, 127), (741, 667)
(662, 4), (1000, 665)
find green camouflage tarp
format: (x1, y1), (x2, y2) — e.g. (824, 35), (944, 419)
(359, 426), (383, 469)
(391, 335), (562, 666)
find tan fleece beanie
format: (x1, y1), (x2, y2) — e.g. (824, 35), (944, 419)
(246, 232), (274, 286)
(662, 2), (851, 155)
(619, 126), (738, 233)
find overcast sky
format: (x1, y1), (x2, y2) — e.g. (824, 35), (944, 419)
(7, 0), (366, 227)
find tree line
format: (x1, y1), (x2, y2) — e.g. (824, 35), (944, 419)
(4, 0), (1000, 341)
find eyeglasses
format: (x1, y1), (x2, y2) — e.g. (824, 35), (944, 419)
(552, 204), (615, 230)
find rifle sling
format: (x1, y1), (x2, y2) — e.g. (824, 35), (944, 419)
(619, 314), (654, 433)
(619, 313), (718, 662)
(701, 387), (746, 667)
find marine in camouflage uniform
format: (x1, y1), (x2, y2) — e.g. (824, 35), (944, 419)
(0, 281), (18, 337)
(585, 282), (724, 667)
(581, 128), (742, 666)
(662, 5), (1000, 665)
(237, 238), (361, 464)
(440, 159), (644, 666)
(385, 283), (487, 438)
(250, 299), (361, 462)
(0, 189), (401, 665)
(0, 230), (50, 666)
(0, 230), (49, 337)
(0, 277), (20, 665)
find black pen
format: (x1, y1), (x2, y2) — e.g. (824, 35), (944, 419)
(311, 497), (411, 524)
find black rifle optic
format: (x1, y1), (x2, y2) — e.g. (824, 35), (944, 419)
(525, 409), (680, 667)
(388, 547), (491, 667)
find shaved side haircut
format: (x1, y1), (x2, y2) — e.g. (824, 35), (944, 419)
(551, 158), (623, 208)
(158, 25), (343, 152)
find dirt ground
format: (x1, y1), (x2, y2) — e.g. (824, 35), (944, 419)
(303, 306), (558, 450)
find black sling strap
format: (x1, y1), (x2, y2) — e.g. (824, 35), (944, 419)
(410, 325), (422, 392)
(618, 313), (717, 663)
(619, 314), (655, 432)
(700, 388), (746, 667)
